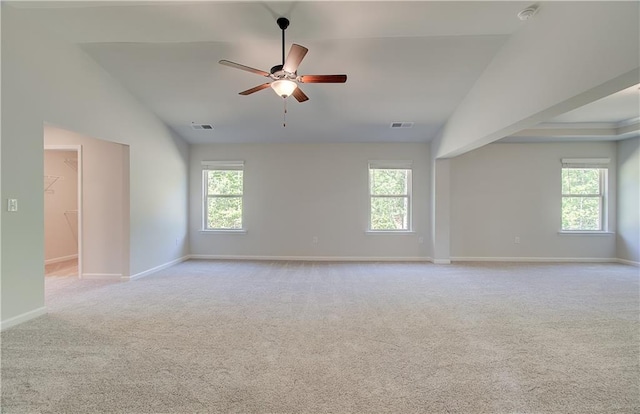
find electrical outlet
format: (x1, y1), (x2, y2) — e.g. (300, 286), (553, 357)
(7, 199), (18, 212)
(418, 236), (424, 244)
(312, 236), (318, 244)
(514, 236), (521, 244)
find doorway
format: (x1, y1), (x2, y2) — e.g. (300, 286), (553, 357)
(44, 145), (83, 278)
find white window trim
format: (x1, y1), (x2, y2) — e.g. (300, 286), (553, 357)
(558, 231), (614, 236)
(202, 161), (245, 231)
(200, 229), (248, 235)
(202, 160), (244, 170)
(561, 158), (610, 167)
(366, 230), (417, 235)
(368, 161), (413, 232)
(560, 158), (609, 233)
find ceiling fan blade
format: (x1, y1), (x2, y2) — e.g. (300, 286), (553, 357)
(283, 44), (308, 73)
(299, 74), (347, 83)
(239, 83), (271, 95)
(219, 60), (270, 77)
(292, 86), (309, 103)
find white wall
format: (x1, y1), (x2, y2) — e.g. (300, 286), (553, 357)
(1, 6), (189, 326)
(617, 137), (640, 264)
(0, 3), (3, 327)
(450, 142), (617, 260)
(430, 159), (451, 264)
(190, 143), (430, 260)
(45, 127), (130, 277)
(44, 150), (78, 263)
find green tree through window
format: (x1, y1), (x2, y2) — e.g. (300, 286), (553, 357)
(204, 164), (243, 230)
(561, 167), (605, 231)
(369, 165), (411, 230)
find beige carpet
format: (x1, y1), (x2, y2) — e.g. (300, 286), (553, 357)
(1, 260), (638, 413)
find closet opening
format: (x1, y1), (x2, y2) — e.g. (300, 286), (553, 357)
(44, 145), (83, 278)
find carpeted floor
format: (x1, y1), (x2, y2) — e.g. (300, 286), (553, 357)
(1, 260), (639, 413)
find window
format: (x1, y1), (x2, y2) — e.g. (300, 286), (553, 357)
(202, 161), (244, 230)
(369, 161), (412, 231)
(561, 158), (609, 231)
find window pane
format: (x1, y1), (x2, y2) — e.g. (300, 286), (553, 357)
(370, 169), (408, 195)
(371, 196), (408, 230)
(207, 170), (243, 195)
(562, 168), (600, 195)
(562, 196), (600, 230)
(207, 197), (242, 229)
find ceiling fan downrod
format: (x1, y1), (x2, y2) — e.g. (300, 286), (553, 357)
(277, 17), (289, 67)
(277, 17), (291, 127)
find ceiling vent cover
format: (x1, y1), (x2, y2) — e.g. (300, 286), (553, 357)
(517, 4), (539, 20)
(390, 122), (414, 129)
(191, 124), (213, 130)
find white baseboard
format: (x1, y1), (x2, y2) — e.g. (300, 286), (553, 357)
(45, 254), (77, 265)
(81, 273), (122, 279)
(616, 258), (640, 267)
(432, 259), (451, 264)
(450, 256), (616, 263)
(189, 254), (431, 262)
(126, 255), (190, 281)
(1, 307), (47, 331)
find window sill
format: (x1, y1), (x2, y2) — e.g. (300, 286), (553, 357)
(558, 231), (614, 236)
(200, 229), (247, 235)
(366, 230), (416, 235)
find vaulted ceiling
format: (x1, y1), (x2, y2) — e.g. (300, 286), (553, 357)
(9, 1), (639, 144)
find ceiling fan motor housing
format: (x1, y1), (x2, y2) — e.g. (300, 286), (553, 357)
(270, 65), (297, 82)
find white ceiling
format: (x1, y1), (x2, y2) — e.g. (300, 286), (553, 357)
(501, 84), (640, 143)
(548, 84), (639, 124)
(9, 1), (638, 144)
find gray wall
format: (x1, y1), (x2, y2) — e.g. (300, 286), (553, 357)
(616, 137), (640, 264)
(190, 143), (430, 260)
(450, 142), (617, 260)
(1, 7), (189, 325)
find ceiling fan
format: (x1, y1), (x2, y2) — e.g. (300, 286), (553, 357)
(219, 17), (347, 103)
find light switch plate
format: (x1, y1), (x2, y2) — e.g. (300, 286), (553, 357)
(7, 199), (18, 212)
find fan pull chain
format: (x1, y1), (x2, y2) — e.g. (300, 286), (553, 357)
(283, 98), (288, 127)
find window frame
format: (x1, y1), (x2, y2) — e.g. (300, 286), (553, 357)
(368, 161), (413, 233)
(560, 158), (609, 233)
(202, 161), (245, 232)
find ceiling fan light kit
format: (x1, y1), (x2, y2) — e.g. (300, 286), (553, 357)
(271, 79), (297, 98)
(219, 17), (347, 125)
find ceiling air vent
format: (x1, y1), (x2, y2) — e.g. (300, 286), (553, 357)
(517, 4), (539, 21)
(390, 122), (414, 129)
(191, 123), (214, 130)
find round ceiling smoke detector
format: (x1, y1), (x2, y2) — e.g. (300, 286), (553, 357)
(518, 4), (539, 21)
